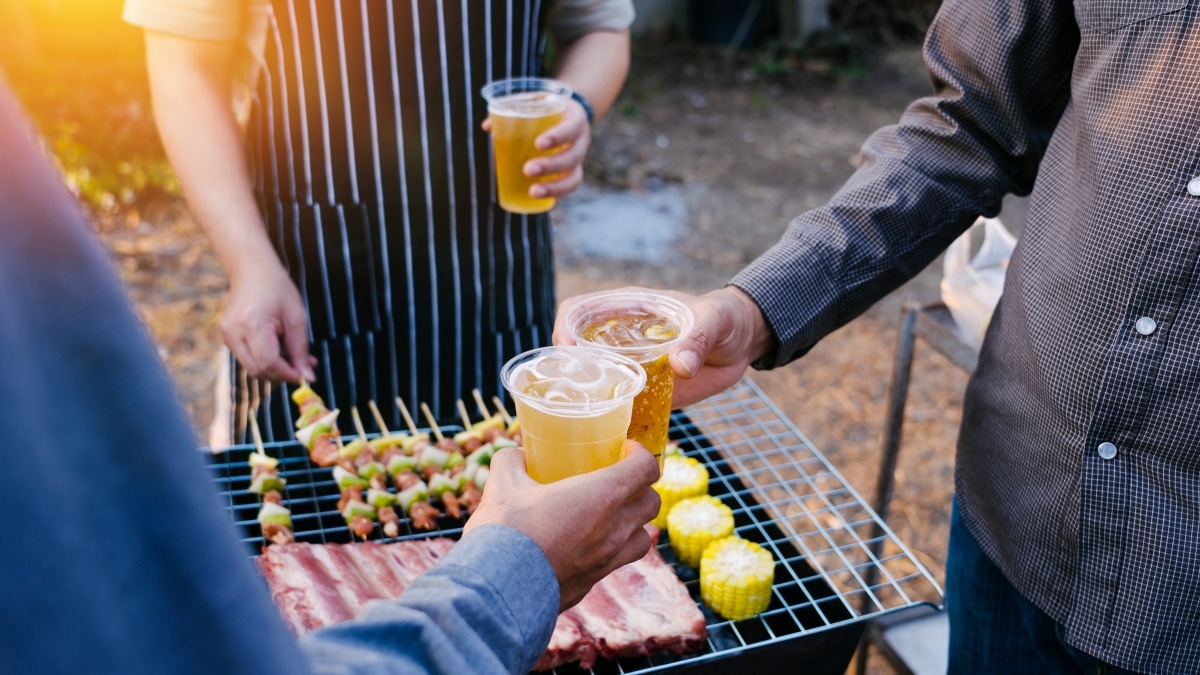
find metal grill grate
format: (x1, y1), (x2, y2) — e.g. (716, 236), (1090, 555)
(207, 376), (942, 673)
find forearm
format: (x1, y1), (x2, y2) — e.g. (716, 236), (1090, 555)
(551, 29), (629, 122)
(144, 31), (281, 285)
(733, 0), (1077, 368)
(300, 525), (558, 675)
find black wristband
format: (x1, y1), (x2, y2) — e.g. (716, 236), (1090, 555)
(570, 91), (595, 125)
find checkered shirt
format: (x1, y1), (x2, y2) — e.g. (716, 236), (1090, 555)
(731, 0), (1200, 671)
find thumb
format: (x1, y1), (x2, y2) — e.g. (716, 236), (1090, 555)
(488, 446), (529, 485)
(669, 304), (718, 379)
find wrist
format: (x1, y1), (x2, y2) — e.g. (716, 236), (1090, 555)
(224, 247), (287, 287)
(568, 91), (594, 125)
(727, 286), (775, 363)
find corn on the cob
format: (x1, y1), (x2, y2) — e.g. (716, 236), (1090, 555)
(667, 495), (734, 567)
(652, 455), (709, 529)
(700, 537), (775, 621)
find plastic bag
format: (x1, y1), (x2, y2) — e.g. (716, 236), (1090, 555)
(940, 216), (1016, 351)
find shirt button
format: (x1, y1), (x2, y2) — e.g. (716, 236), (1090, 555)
(1098, 442), (1118, 460)
(1189, 177), (1200, 196)
(1135, 317), (1158, 335)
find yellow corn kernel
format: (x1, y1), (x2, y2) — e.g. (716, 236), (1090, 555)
(652, 455), (709, 529)
(700, 537), (775, 621)
(667, 495), (734, 568)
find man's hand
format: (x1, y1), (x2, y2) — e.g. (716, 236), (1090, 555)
(220, 264), (316, 384)
(463, 442), (661, 612)
(554, 286), (776, 408)
(525, 99), (590, 199)
(481, 99), (591, 200)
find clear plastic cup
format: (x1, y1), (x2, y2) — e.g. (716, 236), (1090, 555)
(501, 345), (645, 483)
(480, 77), (572, 214)
(564, 292), (695, 467)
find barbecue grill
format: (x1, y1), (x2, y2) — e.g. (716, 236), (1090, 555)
(207, 377), (943, 674)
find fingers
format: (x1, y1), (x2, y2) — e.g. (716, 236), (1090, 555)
(487, 446), (526, 482)
(611, 523), (654, 569)
(668, 296), (720, 379)
(480, 117), (492, 133)
(525, 104), (589, 199)
(530, 165), (584, 199)
(619, 439), (667, 485)
(250, 321), (302, 382)
(534, 101), (588, 151)
(225, 329), (260, 376)
(282, 308), (315, 383)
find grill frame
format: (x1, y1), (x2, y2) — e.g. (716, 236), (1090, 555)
(206, 376), (942, 673)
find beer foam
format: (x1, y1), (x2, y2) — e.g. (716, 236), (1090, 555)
(515, 349), (640, 406)
(488, 91), (566, 118)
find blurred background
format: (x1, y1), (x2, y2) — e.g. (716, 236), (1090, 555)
(0, 1), (1028, 672)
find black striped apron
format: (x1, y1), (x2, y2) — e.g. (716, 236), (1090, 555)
(236, 0), (556, 442)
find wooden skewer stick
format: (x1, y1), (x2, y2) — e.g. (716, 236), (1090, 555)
(249, 413), (266, 456)
(491, 396), (513, 426)
(368, 400), (391, 437)
(471, 389), (491, 421)
(394, 397), (421, 436)
(419, 402), (444, 442)
(457, 399), (473, 432)
(350, 407), (369, 442)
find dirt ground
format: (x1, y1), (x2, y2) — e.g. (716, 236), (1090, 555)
(103, 38), (1033, 673)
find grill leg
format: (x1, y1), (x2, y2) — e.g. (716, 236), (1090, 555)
(856, 304), (920, 675)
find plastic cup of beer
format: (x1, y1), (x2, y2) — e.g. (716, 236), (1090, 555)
(480, 77), (571, 214)
(564, 292), (695, 468)
(501, 346), (646, 483)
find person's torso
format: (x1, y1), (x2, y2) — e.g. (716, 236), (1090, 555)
(959, 2), (1200, 671)
(243, 0), (558, 423)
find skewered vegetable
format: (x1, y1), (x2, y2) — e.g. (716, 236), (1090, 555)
(249, 414), (294, 544)
(667, 495), (734, 568)
(652, 453), (708, 530)
(699, 537), (775, 621)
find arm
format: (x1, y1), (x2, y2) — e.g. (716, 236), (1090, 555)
(300, 526), (558, 675)
(728, 0), (1078, 370)
(302, 445), (661, 674)
(144, 31), (314, 382)
(630, 0), (1079, 406)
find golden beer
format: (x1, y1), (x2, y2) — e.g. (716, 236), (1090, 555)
(501, 346), (645, 483)
(513, 396), (632, 483)
(481, 79), (571, 214)
(566, 293), (695, 468)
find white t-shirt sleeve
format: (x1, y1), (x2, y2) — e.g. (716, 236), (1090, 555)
(547, 0), (635, 43)
(123, 0), (245, 41)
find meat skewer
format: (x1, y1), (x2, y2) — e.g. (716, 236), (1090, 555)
(349, 407), (402, 539)
(249, 414), (294, 545)
(332, 432), (377, 541)
(419, 402), (468, 519)
(291, 383), (340, 467)
(390, 397), (441, 530)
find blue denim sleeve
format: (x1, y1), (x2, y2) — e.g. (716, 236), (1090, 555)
(300, 524), (560, 675)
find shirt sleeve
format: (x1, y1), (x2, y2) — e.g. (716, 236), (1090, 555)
(730, 0), (1079, 368)
(547, 0), (635, 43)
(123, 0), (244, 41)
(299, 525), (560, 675)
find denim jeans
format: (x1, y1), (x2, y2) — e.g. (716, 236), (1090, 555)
(945, 501), (1138, 674)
